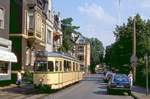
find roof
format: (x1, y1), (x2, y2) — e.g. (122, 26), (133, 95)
(36, 51), (81, 63)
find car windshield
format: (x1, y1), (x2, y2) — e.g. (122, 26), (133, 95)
(113, 75), (129, 83)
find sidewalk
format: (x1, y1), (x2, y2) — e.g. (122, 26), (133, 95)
(131, 86), (150, 99)
(0, 83), (38, 95)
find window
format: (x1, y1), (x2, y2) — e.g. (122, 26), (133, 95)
(29, 15), (34, 29)
(64, 60), (68, 72)
(0, 61), (8, 74)
(35, 61), (47, 71)
(76, 63), (78, 71)
(36, 14), (42, 38)
(64, 61), (71, 72)
(0, 8), (4, 29)
(73, 62), (75, 71)
(79, 39), (84, 43)
(78, 55), (84, 61)
(68, 61), (71, 71)
(48, 61), (54, 71)
(36, 15), (41, 33)
(55, 61), (59, 71)
(60, 61), (62, 71)
(47, 30), (51, 44)
(78, 46), (84, 52)
(27, 12), (34, 30)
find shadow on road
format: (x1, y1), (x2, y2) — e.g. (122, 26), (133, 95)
(1, 84), (41, 95)
(132, 86), (150, 94)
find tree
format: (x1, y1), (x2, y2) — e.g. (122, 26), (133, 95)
(59, 18), (80, 52)
(104, 14), (150, 84)
(88, 38), (104, 73)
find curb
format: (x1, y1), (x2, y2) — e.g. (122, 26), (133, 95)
(131, 92), (139, 99)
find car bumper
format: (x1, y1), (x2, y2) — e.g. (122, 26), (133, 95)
(109, 87), (131, 92)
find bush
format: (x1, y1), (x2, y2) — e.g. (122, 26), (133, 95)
(136, 65), (150, 88)
(11, 73), (17, 84)
(90, 64), (96, 73)
(0, 80), (11, 86)
(23, 70), (33, 84)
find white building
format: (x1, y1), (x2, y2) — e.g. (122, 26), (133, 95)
(45, 0), (54, 52)
(0, 0), (17, 82)
(0, 38), (17, 81)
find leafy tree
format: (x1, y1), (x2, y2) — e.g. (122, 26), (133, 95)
(59, 18), (80, 52)
(104, 14), (150, 87)
(88, 38), (104, 73)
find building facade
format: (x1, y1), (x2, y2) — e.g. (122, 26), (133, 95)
(53, 13), (62, 51)
(45, 0), (54, 52)
(9, 0), (48, 71)
(0, 0), (17, 82)
(75, 36), (91, 72)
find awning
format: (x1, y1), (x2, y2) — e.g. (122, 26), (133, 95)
(0, 49), (17, 62)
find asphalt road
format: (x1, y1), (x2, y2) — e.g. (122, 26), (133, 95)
(0, 74), (133, 99)
(44, 74), (133, 99)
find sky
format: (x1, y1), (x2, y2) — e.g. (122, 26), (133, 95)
(52, 0), (150, 47)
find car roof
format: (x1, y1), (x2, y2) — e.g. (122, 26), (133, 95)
(115, 74), (127, 76)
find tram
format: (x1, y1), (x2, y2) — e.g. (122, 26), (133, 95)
(33, 51), (83, 89)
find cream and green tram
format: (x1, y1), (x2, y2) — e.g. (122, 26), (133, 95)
(33, 52), (83, 89)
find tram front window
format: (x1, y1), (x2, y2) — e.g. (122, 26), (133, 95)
(35, 62), (47, 71)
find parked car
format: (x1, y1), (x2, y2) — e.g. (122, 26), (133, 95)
(107, 74), (131, 95)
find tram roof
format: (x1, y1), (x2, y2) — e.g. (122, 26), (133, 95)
(36, 51), (81, 63)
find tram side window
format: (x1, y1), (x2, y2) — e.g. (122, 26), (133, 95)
(64, 60), (67, 72)
(64, 60), (70, 72)
(55, 61), (59, 71)
(60, 61), (62, 71)
(76, 63), (78, 71)
(48, 61), (54, 71)
(73, 62), (75, 71)
(68, 61), (71, 71)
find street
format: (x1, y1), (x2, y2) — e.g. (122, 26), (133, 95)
(0, 74), (133, 99)
(44, 74), (133, 99)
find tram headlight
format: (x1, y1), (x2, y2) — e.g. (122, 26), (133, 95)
(39, 78), (43, 82)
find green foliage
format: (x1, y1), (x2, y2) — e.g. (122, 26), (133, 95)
(136, 65), (150, 88)
(38, 85), (51, 93)
(10, 37), (22, 70)
(60, 18), (80, 52)
(23, 70), (33, 84)
(0, 80), (11, 86)
(88, 38), (104, 73)
(10, 0), (22, 33)
(105, 14), (150, 71)
(104, 14), (150, 87)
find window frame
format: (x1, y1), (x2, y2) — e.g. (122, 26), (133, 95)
(47, 29), (52, 44)
(0, 61), (9, 75)
(0, 7), (5, 29)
